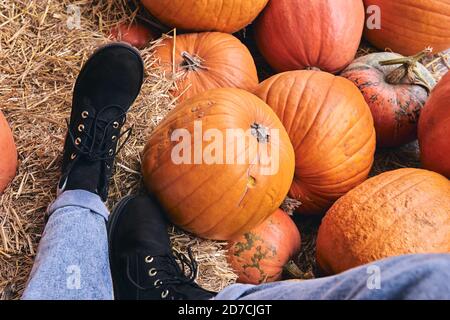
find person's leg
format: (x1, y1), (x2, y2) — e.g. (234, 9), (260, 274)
(22, 190), (112, 300)
(21, 43), (144, 300)
(215, 254), (450, 300)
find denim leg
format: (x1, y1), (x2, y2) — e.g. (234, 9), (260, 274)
(22, 190), (113, 300)
(215, 254), (450, 300)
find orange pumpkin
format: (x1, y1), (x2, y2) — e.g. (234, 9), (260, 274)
(419, 71), (450, 178)
(154, 32), (258, 102)
(341, 51), (436, 147)
(254, 71), (376, 215)
(141, 0), (269, 33)
(141, 88), (295, 240)
(0, 111), (17, 193)
(254, 0), (365, 73)
(227, 209), (301, 284)
(317, 168), (450, 275)
(110, 22), (156, 49)
(364, 0), (450, 56)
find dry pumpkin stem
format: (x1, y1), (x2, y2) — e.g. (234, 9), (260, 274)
(379, 47), (435, 92)
(0, 0), (235, 299)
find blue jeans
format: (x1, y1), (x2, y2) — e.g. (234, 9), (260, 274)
(22, 190), (450, 300)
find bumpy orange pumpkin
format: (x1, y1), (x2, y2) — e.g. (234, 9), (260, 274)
(364, 0), (450, 56)
(0, 111), (17, 193)
(154, 32), (258, 102)
(255, 0), (365, 73)
(341, 51), (436, 147)
(142, 88), (295, 240)
(141, 0), (269, 33)
(317, 168), (450, 275)
(227, 209), (301, 284)
(110, 22), (156, 49)
(419, 71), (450, 178)
(254, 71), (376, 215)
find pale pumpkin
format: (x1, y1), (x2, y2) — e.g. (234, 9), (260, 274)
(141, 88), (295, 240)
(254, 71), (376, 215)
(364, 0), (450, 56)
(254, 0), (365, 73)
(0, 111), (17, 193)
(419, 71), (450, 178)
(227, 209), (301, 284)
(141, 0), (269, 33)
(341, 50), (436, 147)
(317, 168), (450, 275)
(154, 32), (258, 102)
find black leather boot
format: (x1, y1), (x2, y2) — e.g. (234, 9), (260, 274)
(108, 195), (216, 300)
(58, 43), (144, 201)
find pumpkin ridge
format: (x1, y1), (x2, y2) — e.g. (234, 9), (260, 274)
(348, 176), (440, 260)
(379, 14), (450, 41)
(395, 0), (450, 23)
(165, 145), (251, 215)
(301, 109), (373, 174)
(290, 72), (330, 149)
(180, 162), (255, 234)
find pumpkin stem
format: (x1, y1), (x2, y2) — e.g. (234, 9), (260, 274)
(306, 66), (321, 71)
(283, 260), (303, 278)
(379, 47), (434, 92)
(251, 123), (270, 143)
(181, 51), (208, 71)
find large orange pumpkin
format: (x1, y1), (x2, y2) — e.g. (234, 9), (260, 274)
(419, 71), (450, 178)
(317, 168), (450, 275)
(254, 0), (365, 73)
(364, 0), (450, 56)
(254, 71), (376, 215)
(227, 209), (301, 284)
(154, 32), (258, 102)
(0, 111), (17, 193)
(142, 88), (295, 240)
(341, 51), (436, 147)
(141, 0), (269, 33)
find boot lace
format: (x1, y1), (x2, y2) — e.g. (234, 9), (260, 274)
(126, 248), (200, 300)
(67, 104), (132, 162)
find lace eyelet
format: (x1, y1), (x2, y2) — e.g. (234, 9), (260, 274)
(145, 256), (154, 263)
(161, 290), (169, 299)
(78, 124), (85, 132)
(75, 138), (81, 145)
(154, 279), (162, 288)
(81, 111), (89, 119)
(70, 153), (77, 160)
(113, 121), (119, 129)
(111, 135), (117, 142)
(148, 268), (157, 277)
(108, 149), (114, 156)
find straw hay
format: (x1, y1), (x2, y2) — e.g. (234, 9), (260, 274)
(0, 0), (448, 301)
(0, 0), (236, 300)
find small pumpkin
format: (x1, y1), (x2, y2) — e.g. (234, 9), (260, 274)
(141, 0), (269, 33)
(419, 71), (450, 178)
(227, 209), (301, 284)
(317, 168), (450, 275)
(254, 0), (365, 73)
(341, 49), (436, 147)
(110, 22), (155, 49)
(364, 0), (450, 56)
(154, 32), (258, 102)
(254, 71), (376, 215)
(142, 88), (295, 240)
(0, 111), (17, 194)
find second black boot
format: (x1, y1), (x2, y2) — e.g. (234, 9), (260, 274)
(108, 195), (216, 300)
(58, 43), (144, 201)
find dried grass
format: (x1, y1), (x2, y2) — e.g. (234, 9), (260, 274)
(0, 0), (235, 300)
(0, 0), (448, 301)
